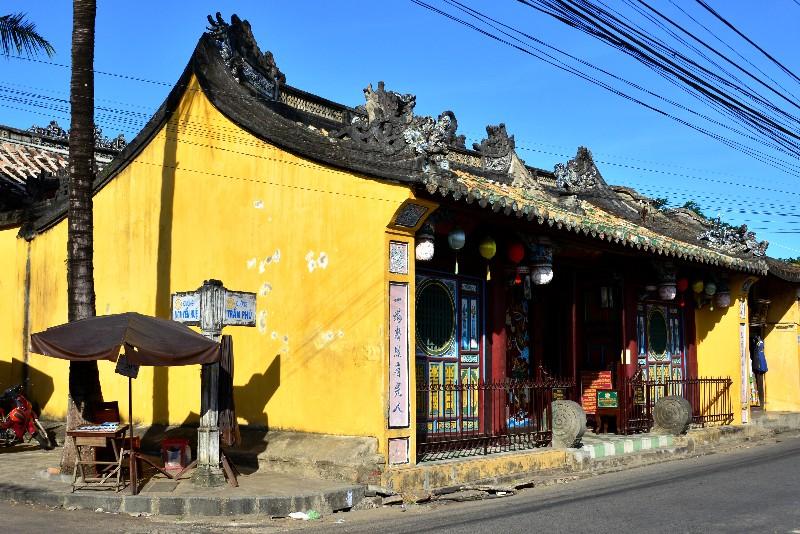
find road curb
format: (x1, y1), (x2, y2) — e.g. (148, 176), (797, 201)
(0, 481), (365, 517)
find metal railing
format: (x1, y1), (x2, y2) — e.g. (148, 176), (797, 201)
(619, 375), (733, 434)
(416, 376), (574, 462)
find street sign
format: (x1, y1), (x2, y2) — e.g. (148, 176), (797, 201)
(224, 291), (256, 326)
(172, 292), (201, 325)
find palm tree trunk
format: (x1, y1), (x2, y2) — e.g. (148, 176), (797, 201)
(61, 0), (103, 473)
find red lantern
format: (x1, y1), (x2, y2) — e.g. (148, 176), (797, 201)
(507, 242), (525, 264)
(676, 278), (689, 292)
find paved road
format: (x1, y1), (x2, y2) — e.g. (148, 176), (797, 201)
(311, 435), (800, 534)
(3, 435), (800, 533)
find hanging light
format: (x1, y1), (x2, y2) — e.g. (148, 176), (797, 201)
(676, 278), (689, 292)
(714, 291), (731, 308)
(448, 227), (466, 274)
(507, 241), (525, 264)
(479, 236), (497, 280)
(658, 283), (677, 301)
(704, 282), (717, 297)
(530, 239), (554, 285)
(692, 280), (704, 294)
(415, 223), (435, 262)
(714, 282), (731, 308)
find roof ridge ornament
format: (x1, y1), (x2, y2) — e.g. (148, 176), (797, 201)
(554, 146), (607, 192)
(473, 123), (514, 173)
(334, 81), (463, 173)
(27, 120), (126, 151)
(699, 216), (768, 257)
(206, 13), (285, 101)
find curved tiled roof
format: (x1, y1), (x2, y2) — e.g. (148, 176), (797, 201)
(13, 13), (773, 275)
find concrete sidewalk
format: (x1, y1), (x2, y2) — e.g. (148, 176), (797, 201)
(0, 445), (365, 517)
(3, 412), (798, 517)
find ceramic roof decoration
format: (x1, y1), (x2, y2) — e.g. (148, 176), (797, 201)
(1, 12), (781, 277)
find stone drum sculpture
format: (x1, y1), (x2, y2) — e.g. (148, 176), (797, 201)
(551, 400), (586, 448)
(653, 395), (692, 435)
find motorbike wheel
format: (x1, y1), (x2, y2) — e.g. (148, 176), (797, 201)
(33, 420), (53, 450)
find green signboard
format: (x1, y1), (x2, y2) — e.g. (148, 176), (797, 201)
(597, 389), (619, 409)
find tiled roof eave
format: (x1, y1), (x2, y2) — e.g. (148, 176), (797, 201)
(424, 175), (768, 275)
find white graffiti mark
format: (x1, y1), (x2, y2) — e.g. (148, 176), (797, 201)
(247, 258), (257, 269)
(253, 200), (264, 209)
(272, 249), (281, 263)
(259, 282), (273, 296)
(318, 252), (329, 269)
(257, 310), (268, 333)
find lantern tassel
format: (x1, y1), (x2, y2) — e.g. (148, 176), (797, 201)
(486, 264), (491, 281)
(455, 254), (459, 275)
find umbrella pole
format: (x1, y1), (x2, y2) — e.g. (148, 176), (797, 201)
(129, 376), (137, 495)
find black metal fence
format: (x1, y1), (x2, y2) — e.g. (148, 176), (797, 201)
(416, 377), (574, 462)
(619, 376), (734, 434)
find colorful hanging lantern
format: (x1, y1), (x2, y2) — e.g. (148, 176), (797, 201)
(507, 241), (525, 264)
(448, 227), (466, 274)
(676, 278), (689, 292)
(479, 236), (497, 280)
(704, 282), (717, 296)
(692, 280), (704, 294)
(415, 223), (435, 262)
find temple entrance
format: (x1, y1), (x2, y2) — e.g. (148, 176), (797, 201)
(636, 303), (686, 398)
(415, 273), (483, 435)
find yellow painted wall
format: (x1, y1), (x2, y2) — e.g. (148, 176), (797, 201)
(15, 75), (416, 450)
(0, 229), (26, 392)
(694, 275), (749, 425)
(762, 278), (800, 412)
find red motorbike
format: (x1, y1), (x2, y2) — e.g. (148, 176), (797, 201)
(0, 384), (52, 449)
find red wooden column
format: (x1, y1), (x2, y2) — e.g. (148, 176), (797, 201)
(620, 275), (639, 379)
(488, 278), (507, 434)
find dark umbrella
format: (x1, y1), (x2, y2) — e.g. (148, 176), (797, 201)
(30, 312), (220, 493)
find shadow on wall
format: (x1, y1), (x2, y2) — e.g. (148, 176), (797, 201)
(0, 359), (54, 416)
(151, 116), (179, 427)
(138, 355), (280, 470)
(694, 302), (730, 344)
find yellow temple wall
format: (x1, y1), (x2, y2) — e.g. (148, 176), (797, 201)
(762, 279), (800, 412)
(694, 275), (749, 425)
(15, 75), (414, 450)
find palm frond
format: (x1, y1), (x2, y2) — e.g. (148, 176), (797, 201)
(0, 12), (55, 58)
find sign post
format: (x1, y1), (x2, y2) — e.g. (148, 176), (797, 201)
(172, 279), (255, 487)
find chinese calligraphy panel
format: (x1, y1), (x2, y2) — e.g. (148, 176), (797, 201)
(389, 282), (410, 428)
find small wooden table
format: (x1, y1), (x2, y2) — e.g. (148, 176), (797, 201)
(67, 424), (129, 492)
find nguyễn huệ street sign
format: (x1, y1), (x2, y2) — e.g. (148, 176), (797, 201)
(172, 292), (201, 325)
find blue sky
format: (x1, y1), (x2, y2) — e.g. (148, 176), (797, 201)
(3, 1), (800, 257)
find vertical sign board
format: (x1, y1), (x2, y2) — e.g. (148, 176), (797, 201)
(739, 323), (749, 424)
(388, 282), (409, 428)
